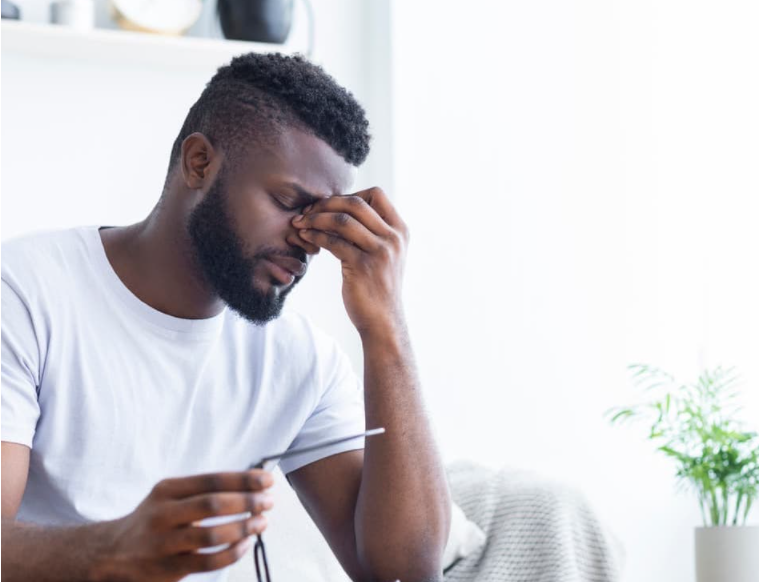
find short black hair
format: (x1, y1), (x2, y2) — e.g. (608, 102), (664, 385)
(168, 52), (371, 178)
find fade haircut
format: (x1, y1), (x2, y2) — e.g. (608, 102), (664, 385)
(167, 52), (371, 181)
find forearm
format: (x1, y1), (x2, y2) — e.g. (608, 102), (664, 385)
(354, 323), (451, 581)
(1, 518), (114, 582)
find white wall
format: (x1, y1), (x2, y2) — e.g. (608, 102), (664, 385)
(4, 1), (759, 580)
(1, 0), (393, 369)
(391, 1), (759, 581)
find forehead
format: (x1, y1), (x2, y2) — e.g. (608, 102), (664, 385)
(232, 127), (357, 198)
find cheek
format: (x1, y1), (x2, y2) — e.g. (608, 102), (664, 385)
(233, 197), (294, 248)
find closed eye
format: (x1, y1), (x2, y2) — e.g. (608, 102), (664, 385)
(271, 194), (304, 212)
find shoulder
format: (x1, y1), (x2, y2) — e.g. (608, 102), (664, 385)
(2, 227), (93, 286)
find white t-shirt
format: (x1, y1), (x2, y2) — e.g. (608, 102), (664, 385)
(1, 226), (366, 581)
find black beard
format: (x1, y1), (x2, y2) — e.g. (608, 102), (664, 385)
(187, 171), (302, 325)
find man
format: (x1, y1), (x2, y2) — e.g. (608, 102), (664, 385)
(1, 53), (451, 581)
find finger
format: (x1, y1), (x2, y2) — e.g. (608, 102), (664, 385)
(152, 470), (274, 500)
(161, 514), (268, 554)
(162, 491), (274, 527)
(293, 212), (379, 252)
(354, 187), (406, 232)
(175, 534), (254, 575)
(298, 229), (363, 263)
(302, 193), (393, 238)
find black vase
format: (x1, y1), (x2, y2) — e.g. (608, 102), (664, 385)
(218, 0), (294, 44)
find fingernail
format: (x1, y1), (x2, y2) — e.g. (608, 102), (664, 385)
(303, 204), (313, 214)
(293, 214), (304, 222)
(256, 475), (271, 488)
(299, 229), (312, 238)
(249, 515), (267, 533)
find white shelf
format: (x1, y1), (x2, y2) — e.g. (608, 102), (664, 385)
(1, 20), (291, 70)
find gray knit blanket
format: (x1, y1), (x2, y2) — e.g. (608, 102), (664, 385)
(444, 461), (626, 582)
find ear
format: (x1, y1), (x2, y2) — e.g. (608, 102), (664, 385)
(180, 132), (221, 190)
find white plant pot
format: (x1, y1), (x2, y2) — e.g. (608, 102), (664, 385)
(695, 525), (759, 582)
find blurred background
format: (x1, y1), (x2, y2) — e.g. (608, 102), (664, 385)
(2, 1), (758, 581)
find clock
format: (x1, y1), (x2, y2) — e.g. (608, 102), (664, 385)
(110, 0), (203, 35)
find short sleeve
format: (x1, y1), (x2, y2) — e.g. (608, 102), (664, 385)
(278, 342), (366, 475)
(1, 278), (42, 447)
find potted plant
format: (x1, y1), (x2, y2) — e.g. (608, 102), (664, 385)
(606, 364), (759, 582)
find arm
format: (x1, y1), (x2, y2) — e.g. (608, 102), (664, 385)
(288, 187), (451, 581)
(2, 441), (111, 582)
(1, 441), (274, 582)
(2, 439), (118, 581)
(356, 323), (450, 580)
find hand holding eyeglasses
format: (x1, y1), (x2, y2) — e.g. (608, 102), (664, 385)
(91, 429), (384, 581)
(90, 469), (275, 582)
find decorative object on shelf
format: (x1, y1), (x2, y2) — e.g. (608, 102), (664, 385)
(109, 0), (203, 35)
(1, 19), (290, 72)
(1, 0), (21, 20)
(217, 0), (293, 43)
(50, 0), (95, 30)
(606, 364), (759, 582)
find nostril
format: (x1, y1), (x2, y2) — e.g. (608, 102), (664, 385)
(286, 233), (316, 254)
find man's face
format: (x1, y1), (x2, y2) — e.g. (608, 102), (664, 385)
(188, 127), (356, 324)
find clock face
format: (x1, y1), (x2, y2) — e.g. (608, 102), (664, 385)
(110, 0), (203, 35)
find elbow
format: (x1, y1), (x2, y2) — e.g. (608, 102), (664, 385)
(357, 557), (444, 582)
(355, 491), (452, 582)
(356, 531), (448, 582)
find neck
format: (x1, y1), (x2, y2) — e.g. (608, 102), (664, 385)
(100, 195), (225, 320)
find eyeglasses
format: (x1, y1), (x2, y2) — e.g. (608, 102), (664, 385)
(248, 428), (387, 582)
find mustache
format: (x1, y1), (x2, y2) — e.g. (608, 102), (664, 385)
(257, 247), (307, 265)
